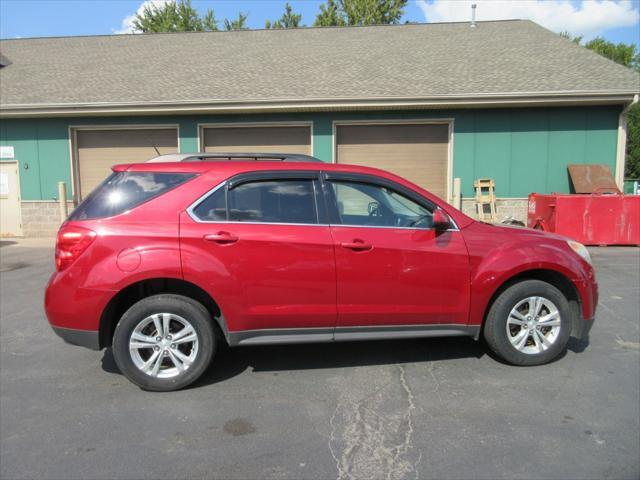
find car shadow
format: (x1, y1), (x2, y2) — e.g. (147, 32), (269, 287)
(101, 336), (487, 388)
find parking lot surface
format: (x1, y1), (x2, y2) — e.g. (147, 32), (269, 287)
(1, 239), (639, 480)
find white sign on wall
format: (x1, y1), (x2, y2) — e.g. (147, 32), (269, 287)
(0, 146), (15, 159)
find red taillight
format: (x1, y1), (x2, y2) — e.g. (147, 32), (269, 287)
(55, 226), (97, 271)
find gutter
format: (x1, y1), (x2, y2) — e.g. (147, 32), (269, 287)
(615, 93), (639, 189)
(0, 91), (638, 118)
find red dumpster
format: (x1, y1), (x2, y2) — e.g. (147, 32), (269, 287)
(527, 192), (640, 246)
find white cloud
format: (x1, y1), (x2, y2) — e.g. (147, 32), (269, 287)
(113, 0), (172, 34)
(416, 0), (640, 40)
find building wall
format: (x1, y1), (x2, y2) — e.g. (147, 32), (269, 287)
(0, 105), (621, 234)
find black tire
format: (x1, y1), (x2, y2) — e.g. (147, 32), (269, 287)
(112, 294), (216, 391)
(483, 280), (573, 366)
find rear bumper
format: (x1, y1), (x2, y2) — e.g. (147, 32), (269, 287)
(51, 326), (100, 350)
(45, 271), (115, 338)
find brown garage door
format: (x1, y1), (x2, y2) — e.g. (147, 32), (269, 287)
(202, 125), (311, 155)
(76, 128), (178, 199)
(336, 123), (449, 200)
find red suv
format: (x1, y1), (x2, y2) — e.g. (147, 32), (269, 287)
(45, 153), (597, 391)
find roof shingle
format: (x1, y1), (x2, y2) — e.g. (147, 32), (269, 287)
(0, 20), (638, 110)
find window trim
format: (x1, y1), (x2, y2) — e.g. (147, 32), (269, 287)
(187, 171), (327, 226)
(321, 172), (459, 231)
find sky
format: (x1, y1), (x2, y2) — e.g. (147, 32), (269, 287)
(0, 0), (639, 47)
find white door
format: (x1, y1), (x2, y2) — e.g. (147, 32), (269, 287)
(0, 162), (23, 237)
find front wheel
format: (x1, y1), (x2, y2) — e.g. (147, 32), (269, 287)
(483, 280), (573, 366)
(112, 294), (216, 391)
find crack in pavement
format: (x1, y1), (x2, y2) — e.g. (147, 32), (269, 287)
(328, 365), (421, 480)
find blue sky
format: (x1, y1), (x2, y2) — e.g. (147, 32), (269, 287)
(1, 0), (639, 47)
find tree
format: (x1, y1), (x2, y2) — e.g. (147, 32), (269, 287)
(584, 37), (640, 72)
(314, 0), (346, 27)
(561, 33), (640, 178)
(314, 0), (407, 27)
(266, 3), (303, 29)
(626, 104), (640, 179)
(581, 38), (640, 179)
(132, 0), (218, 32)
(559, 31), (582, 44)
(224, 12), (249, 31)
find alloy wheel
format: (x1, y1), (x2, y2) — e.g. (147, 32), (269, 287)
(505, 296), (562, 355)
(128, 313), (199, 378)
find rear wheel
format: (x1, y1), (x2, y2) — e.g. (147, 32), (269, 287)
(112, 294), (216, 391)
(483, 280), (572, 365)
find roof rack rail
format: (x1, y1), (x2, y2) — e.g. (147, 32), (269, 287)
(147, 152), (322, 163)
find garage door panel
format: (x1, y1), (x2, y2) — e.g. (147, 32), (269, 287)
(336, 124), (449, 200)
(202, 126), (311, 155)
(76, 128), (178, 199)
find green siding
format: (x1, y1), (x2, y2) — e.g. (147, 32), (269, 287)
(0, 106), (621, 201)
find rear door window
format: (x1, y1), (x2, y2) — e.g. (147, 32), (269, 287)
(69, 172), (195, 220)
(192, 179), (319, 224)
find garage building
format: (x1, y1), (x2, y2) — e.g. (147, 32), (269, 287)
(0, 20), (638, 236)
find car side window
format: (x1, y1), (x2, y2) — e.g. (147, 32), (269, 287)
(192, 179), (318, 224)
(330, 181), (433, 228)
(192, 185), (227, 221)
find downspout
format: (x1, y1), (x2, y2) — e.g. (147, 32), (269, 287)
(616, 94), (638, 190)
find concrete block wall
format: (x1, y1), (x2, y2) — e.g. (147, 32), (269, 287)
(21, 201), (74, 237)
(460, 198), (528, 223)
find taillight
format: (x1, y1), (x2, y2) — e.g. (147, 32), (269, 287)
(55, 226), (97, 271)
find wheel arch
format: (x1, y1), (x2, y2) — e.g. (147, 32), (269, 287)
(99, 277), (227, 349)
(480, 268), (582, 338)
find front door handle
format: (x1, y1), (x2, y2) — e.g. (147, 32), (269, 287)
(204, 232), (238, 244)
(340, 240), (372, 251)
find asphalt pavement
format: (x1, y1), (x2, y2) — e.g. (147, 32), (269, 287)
(1, 238), (638, 480)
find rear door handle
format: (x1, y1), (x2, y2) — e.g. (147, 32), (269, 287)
(204, 232), (238, 244)
(340, 240), (372, 251)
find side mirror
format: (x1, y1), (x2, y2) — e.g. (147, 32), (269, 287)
(432, 208), (451, 231)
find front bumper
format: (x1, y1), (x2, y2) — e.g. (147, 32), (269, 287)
(573, 316), (595, 341)
(51, 326), (100, 350)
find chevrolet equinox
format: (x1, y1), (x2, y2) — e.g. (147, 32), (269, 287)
(45, 153), (597, 391)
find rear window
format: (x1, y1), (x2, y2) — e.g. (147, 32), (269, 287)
(68, 172), (195, 221)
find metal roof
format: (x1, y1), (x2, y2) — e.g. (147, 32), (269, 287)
(1, 20), (638, 116)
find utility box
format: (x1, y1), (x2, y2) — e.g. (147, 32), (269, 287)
(527, 193), (640, 246)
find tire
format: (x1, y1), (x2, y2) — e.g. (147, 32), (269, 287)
(112, 294), (216, 391)
(483, 280), (573, 366)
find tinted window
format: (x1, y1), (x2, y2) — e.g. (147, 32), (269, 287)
(331, 181), (432, 228)
(229, 180), (318, 224)
(69, 172), (195, 221)
(192, 186), (227, 221)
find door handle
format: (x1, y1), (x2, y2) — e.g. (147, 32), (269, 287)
(204, 232), (238, 244)
(340, 240), (372, 251)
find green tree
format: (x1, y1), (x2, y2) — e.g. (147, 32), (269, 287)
(581, 38), (640, 179)
(562, 33), (640, 178)
(266, 3), (303, 29)
(224, 12), (249, 31)
(584, 37), (640, 72)
(132, 0), (218, 32)
(314, 0), (346, 27)
(559, 31), (582, 44)
(314, 0), (407, 27)
(626, 104), (640, 179)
